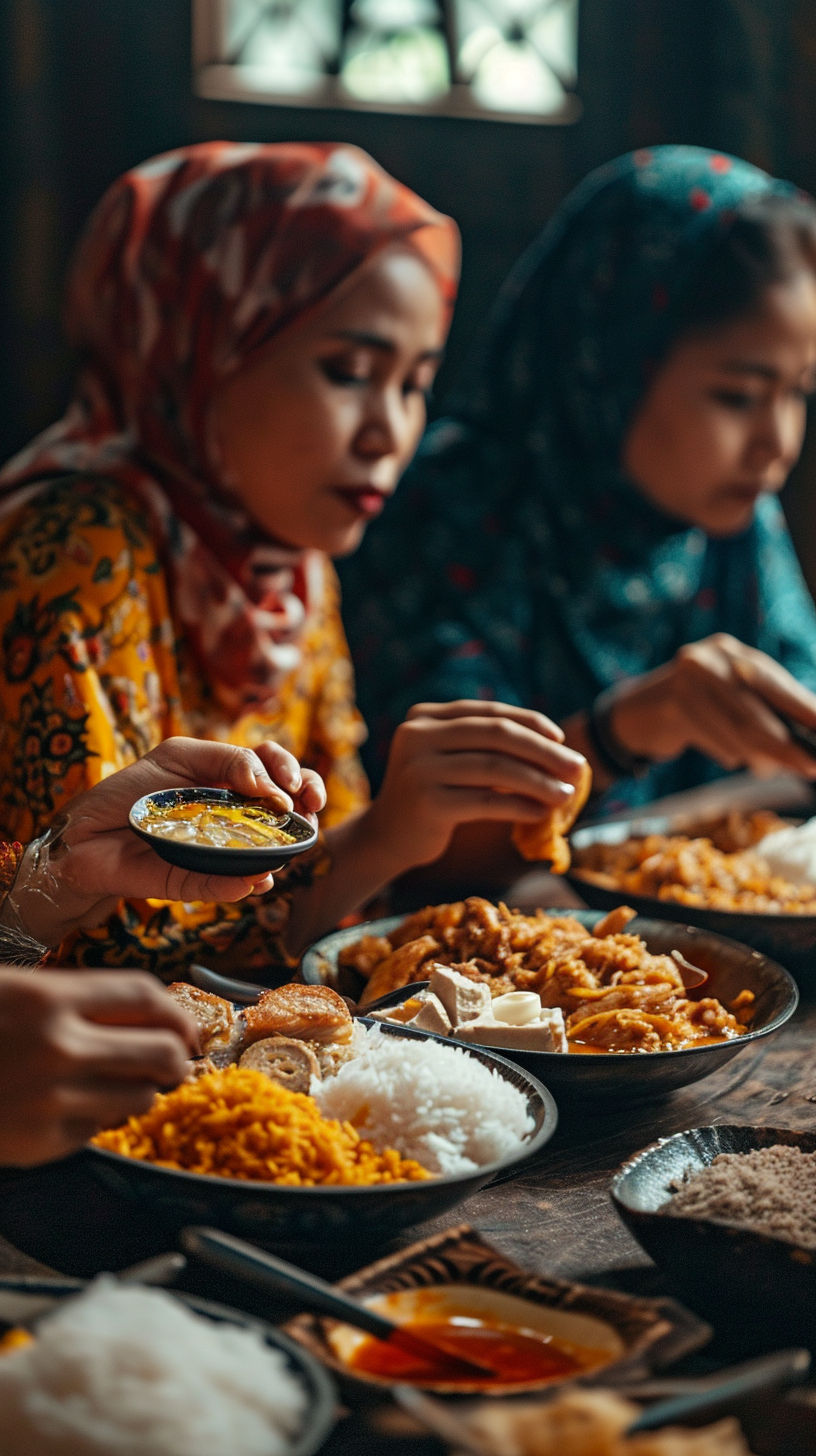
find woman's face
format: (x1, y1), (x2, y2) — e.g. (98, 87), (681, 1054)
(622, 271), (816, 536)
(210, 246), (447, 556)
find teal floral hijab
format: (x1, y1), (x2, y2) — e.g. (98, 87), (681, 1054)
(341, 146), (816, 810)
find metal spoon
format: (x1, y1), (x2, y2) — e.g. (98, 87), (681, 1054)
(189, 962), (263, 1005)
(181, 1226), (497, 1379)
(625, 1346), (810, 1433)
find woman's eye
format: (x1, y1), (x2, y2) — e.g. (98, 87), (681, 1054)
(403, 363), (439, 398)
(712, 389), (758, 410)
(320, 358), (370, 387)
(321, 364), (368, 387)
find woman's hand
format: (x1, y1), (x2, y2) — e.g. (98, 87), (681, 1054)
(608, 634), (816, 778)
(0, 969), (198, 1167)
(3, 737), (327, 947)
(366, 700), (588, 873)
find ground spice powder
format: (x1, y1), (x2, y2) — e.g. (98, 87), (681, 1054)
(665, 1144), (816, 1248)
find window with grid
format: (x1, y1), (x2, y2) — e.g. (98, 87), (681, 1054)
(194, 0), (580, 123)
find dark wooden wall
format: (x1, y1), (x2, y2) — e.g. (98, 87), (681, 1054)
(3, 0), (816, 582)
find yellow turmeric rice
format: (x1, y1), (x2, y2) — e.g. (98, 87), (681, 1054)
(91, 1065), (429, 1186)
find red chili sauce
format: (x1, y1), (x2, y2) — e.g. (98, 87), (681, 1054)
(348, 1317), (599, 1386)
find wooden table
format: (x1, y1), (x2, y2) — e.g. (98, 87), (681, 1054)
(0, 956), (813, 1452)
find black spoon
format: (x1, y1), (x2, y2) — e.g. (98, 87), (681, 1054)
(181, 1226), (497, 1379)
(625, 1346), (810, 1433)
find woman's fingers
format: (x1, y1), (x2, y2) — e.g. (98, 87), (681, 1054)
(399, 714), (586, 781)
(163, 866), (275, 903)
(294, 767), (327, 815)
(252, 740), (304, 797)
(677, 640), (816, 775)
(68, 971), (200, 1054)
(422, 749), (574, 806)
(74, 1024), (191, 1086)
(406, 699), (565, 743)
(719, 637), (816, 725)
(429, 786), (559, 822)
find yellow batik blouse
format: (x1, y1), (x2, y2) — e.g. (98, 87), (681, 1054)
(0, 476), (369, 978)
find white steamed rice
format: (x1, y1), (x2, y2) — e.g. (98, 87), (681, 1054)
(0, 1279), (306, 1456)
(756, 813), (816, 885)
(313, 1023), (535, 1175)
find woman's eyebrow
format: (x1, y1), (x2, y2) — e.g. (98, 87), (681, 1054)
(720, 360), (780, 380)
(327, 329), (444, 361)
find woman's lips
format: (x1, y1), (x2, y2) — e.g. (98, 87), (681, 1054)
(332, 486), (388, 518)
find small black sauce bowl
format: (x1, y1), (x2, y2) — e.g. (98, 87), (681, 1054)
(128, 787), (317, 877)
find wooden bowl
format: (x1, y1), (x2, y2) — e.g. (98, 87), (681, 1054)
(285, 1223), (710, 1398)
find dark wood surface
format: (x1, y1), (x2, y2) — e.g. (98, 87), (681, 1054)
(0, 969), (813, 1452)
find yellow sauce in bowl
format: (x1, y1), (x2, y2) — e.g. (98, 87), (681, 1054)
(139, 799), (298, 850)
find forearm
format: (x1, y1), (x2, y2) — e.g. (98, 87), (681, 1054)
(284, 806), (409, 957)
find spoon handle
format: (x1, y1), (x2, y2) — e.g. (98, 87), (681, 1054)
(182, 1226), (395, 1340)
(626, 1347), (811, 1433)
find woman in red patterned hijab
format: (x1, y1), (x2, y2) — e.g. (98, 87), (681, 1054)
(0, 141), (458, 717)
(0, 141), (586, 977)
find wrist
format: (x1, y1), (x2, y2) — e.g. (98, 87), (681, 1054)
(1, 828), (96, 948)
(588, 685), (653, 780)
(345, 800), (417, 882)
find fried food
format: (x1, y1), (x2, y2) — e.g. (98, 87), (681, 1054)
(512, 758), (593, 872)
(239, 1036), (320, 1093)
(573, 810), (816, 914)
(167, 983), (237, 1055)
(243, 984), (353, 1045)
(337, 935), (394, 978)
(467, 1387), (754, 1456)
(358, 934), (441, 1007)
(345, 897), (755, 1054)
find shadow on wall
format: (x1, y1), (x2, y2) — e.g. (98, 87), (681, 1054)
(2, 0), (816, 588)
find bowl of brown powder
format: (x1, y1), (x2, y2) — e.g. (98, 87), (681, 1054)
(610, 1126), (816, 1350)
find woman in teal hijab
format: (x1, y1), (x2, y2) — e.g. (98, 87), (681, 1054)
(341, 146), (816, 819)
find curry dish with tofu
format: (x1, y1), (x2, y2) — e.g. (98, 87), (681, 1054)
(343, 898), (755, 1055)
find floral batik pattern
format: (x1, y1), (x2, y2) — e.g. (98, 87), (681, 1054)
(0, 476), (365, 975)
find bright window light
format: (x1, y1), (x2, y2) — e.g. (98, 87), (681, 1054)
(194, 0), (581, 122)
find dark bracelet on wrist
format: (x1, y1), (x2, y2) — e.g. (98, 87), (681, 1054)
(587, 686), (653, 780)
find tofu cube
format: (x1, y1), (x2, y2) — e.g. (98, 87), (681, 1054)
(428, 965), (493, 1027)
(455, 1005), (568, 1053)
(408, 992), (452, 1037)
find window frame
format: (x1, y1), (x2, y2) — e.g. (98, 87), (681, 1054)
(193, 0), (582, 125)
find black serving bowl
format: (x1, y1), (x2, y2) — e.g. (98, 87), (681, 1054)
(129, 788), (317, 876)
(85, 1021), (557, 1248)
(568, 817), (816, 979)
(301, 911), (798, 1102)
(611, 1125), (816, 1349)
(0, 1276), (337, 1456)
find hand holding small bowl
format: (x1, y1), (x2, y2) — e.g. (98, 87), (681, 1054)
(2, 737), (325, 948)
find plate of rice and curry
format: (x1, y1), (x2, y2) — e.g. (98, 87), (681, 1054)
(302, 897), (797, 1101)
(86, 981), (557, 1246)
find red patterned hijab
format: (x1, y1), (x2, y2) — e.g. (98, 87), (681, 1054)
(0, 142), (459, 713)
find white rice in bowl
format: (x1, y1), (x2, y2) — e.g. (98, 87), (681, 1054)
(313, 1024), (535, 1176)
(0, 1279), (306, 1456)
